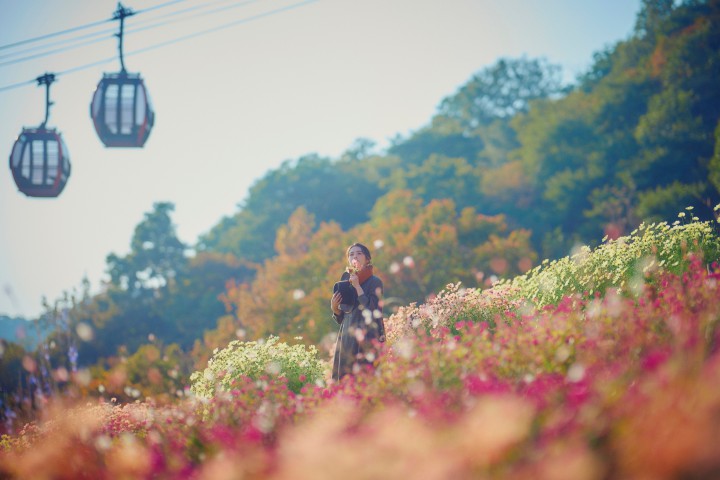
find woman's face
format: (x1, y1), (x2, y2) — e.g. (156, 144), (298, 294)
(347, 246), (368, 270)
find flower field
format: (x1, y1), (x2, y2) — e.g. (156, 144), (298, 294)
(1, 211), (720, 479)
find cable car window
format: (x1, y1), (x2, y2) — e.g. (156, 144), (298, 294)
(120, 83), (135, 134)
(105, 84), (119, 134)
(91, 92), (101, 118)
(60, 138), (70, 169)
(32, 141), (44, 184)
(21, 145), (31, 178)
(144, 86), (154, 112)
(46, 141), (59, 184)
(47, 166), (57, 184)
(135, 86), (146, 125)
(10, 138), (23, 168)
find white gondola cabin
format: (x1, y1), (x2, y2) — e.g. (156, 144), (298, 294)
(90, 3), (154, 148)
(9, 72), (71, 198)
(90, 71), (154, 147)
(9, 127), (71, 198)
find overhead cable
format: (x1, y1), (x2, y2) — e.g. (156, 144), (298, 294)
(0, 0), (187, 51)
(125, 0), (319, 56)
(0, 78), (37, 93)
(0, 18), (113, 52)
(0, 0), (265, 69)
(129, 0), (241, 27)
(0, 0), (235, 62)
(127, 0), (265, 37)
(0, 0), (320, 93)
(0, 26), (116, 62)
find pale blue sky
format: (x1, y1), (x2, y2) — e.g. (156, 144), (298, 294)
(0, 0), (640, 319)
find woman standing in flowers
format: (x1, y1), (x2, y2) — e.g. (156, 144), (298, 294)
(330, 243), (385, 380)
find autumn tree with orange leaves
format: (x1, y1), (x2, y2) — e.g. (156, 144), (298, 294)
(202, 191), (537, 362)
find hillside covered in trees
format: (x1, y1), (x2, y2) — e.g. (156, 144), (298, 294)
(2, 0), (720, 415)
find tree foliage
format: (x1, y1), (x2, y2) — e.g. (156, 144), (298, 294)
(200, 191), (537, 361)
(106, 202), (187, 297)
(198, 154), (384, 262)
(437, 56), (564, 131)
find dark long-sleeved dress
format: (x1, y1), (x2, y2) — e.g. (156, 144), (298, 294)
(331, 274), (384, 381)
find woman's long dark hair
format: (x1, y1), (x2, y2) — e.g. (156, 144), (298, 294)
(346, 242), (372, 264)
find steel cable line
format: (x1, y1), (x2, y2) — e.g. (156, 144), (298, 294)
(128, 0), (241, 28)
(0, 26), (117, 61)
(0, 0), (238, 62)
(0, 35), (115, 68)
(124, 0), (265, 36)
(0, 0), (266, 69)
(0, 0), (188, 51)
(0, 0), (320, 93)
(0, 18), (113, 52)
(134, 0), (189, 15)
(122, 0), (318, 58)
(0, 78), (38, 93)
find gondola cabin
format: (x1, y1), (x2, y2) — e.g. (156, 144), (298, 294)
(9, 127), (71, 198)
(90, 71), (154, 148)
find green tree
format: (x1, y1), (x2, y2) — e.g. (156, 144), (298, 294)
(387, 128), (485, 168)
(198, 154), (384, 262)
(510, 91), (608, 249)
(158, 251), (256, 349)
(634, 0), (675, 37)
(106, 202), (187, 298)
(383, 154), (482, 210)
(632, 1), (720, 218)
(77, 203), (189, 364)
(710, 120), (720, 194)
(437, 56), (564, 132)
(0, 340), (27, 402)
(576, 45), (616, 92)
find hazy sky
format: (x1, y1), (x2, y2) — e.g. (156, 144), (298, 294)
(0, 0), (640, 319)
